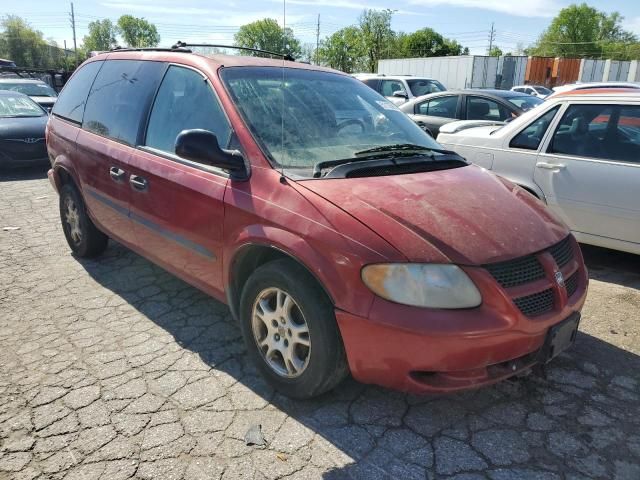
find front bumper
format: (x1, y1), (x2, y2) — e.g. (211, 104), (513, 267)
(336, 240), (588, 394)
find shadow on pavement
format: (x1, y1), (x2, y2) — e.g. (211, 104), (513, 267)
(75, 240), (640, 479)
(581, 243), (640, 289)
(0, 165), (48, 182)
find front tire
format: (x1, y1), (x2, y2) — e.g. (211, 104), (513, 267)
(239, 258), (348, 399)
(59, 183), (108, 258)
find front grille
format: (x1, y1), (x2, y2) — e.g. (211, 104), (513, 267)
(565, 271), (579, 299)
(0, 139), (47, 161)
(513, 289), (554, 317)
(484, 236), (576, 318)
(484, 255), (545, 288)
(549, 236), (573, 268)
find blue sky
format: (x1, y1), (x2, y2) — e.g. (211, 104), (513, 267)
(6, 0), (640, 55)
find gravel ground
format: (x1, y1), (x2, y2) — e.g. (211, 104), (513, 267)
(1, 168), (639, 480)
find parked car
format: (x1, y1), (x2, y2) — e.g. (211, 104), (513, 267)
(0, 90), (49, 168)
(355, 74), (446, 105)
(511, 84), (552, 98)
(0, 79), (58, 111)
(551, 82), (640, 96)
(399, 89), (543, 137)
(47, 51), (587, 398)
(437, 89), (640, 255)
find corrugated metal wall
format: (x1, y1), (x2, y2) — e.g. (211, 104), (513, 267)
(377, 55), (527, 89)
(377, 57), (475, 89)
(377, 55), (633, 89)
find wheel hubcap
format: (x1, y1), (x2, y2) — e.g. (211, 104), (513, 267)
(64, 197), (82, 244)
(251, 287), (310, 378)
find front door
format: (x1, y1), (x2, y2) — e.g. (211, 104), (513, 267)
(534, 102), (640, 249)
(128, 65), (233, 295)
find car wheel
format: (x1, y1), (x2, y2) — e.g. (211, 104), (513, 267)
(59, 183), (108, 258)
(239, 258), (348, 399)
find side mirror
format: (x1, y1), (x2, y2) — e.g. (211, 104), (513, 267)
(175, 129), (247, 179)
(392, 90), (408, 98)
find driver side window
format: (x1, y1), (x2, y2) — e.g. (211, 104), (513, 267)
(145, 65), (231, 155)
(380, 80), (406, 97)
(510, 106), (560, 150)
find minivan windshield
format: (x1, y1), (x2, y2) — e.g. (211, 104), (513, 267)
(0, 82), (58, 97)
(222, 67), (445, 178)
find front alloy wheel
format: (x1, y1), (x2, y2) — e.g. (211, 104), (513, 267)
(251, 287), (311, 378)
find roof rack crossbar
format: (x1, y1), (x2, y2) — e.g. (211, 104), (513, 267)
(109, 46), (192, 53)
(171, 41), (295, 62)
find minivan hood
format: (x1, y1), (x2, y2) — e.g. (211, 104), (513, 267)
(298, 165), (568, 265)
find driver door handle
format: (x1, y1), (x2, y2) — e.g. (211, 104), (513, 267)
(536, 162), (566, 171)
(129, 175), (148, 191)
(109, 166), (126, 182)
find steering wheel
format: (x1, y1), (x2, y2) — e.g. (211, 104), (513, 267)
(337, 119), (366, 135)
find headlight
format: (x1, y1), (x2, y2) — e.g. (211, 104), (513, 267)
(361, 264), (482, 309)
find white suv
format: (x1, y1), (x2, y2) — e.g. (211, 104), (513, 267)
(354, 74), (446, 105)
(511, 85), (553, 98)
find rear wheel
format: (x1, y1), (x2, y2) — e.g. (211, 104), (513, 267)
(239, 259), (348, 398)
(59, 183), (108, 258)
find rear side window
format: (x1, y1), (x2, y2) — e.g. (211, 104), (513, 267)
(466, 96), (511, 121)
(145, 65), (231, 154)
(52, 61), (103, 123)
(83, 60), (165, 146)
(417, 95), (458, 118)
(362, 79), (379, 91)
(510, 106), (560, 150)
(549, 104), (612, 158)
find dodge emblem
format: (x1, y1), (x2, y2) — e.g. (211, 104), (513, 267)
(555, 271), (565, 288)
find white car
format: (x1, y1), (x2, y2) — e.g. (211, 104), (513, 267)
(511, 85), (553, 98)
(551, 82), (640, 96)
(354, 74), (446, 106)
(437, 89), (640, 255)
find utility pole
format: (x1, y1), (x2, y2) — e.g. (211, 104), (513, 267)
(487, 22), (495, 55)
(315, 14), (320, 65)
(64, 40), (69, 70)
(70, 2), (77, 67)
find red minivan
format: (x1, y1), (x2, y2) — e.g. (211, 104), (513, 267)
(46, 49), (588, 398)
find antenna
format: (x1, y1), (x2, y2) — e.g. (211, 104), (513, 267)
(279, 0), (287, 183)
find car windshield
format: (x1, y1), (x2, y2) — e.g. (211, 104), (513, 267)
(407, 79), (446, 97)
(222, 67), (444, 178)
(0, 82), (58, 97)
(505, 96), (543, 111)
(534, 86), (552, 95)
(0, 94), (45, 117)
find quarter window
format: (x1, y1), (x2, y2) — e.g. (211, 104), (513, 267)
(510, 106), (560, 150)
(466, 96), (511, 121)
(52, 61), (103, 123)
(417, 95), (458, 118)
(145, 66), (231, 155)
(83, 60), (165, 145)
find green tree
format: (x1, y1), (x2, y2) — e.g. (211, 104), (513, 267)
(117, 15), (160, 48)
(394, 28), (465, 58)
(318, 26), (365, 73)
(488, 46), (503, 56)
(530, 3), (639, 59)
(0, 15), (65, 68)
(234, 18), (301, 59)
(82, 19), (119, 52)
(359, 9), (394, 72)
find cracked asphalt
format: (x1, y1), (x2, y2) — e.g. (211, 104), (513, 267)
(1, 168), (639, 480)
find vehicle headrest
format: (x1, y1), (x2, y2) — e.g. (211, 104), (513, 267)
(470, 101), (490, 117)
(569, 117), (587, 135)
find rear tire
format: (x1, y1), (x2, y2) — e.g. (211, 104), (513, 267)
(59, 183), (108, 258)
(239, 258), (348, 399)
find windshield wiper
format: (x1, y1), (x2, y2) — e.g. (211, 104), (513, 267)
(312, 145), (465, 178)
(354, 143), (452, 157)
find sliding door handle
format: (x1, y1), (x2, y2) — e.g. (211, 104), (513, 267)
(129, 175), (148, 191)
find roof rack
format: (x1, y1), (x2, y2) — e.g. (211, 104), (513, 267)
(171, 41), (295, 62)
(109, 46), (192, 53)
